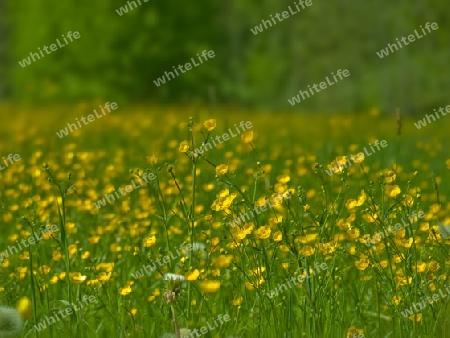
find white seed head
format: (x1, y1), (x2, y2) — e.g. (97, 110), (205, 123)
(0, 306), (23, 337)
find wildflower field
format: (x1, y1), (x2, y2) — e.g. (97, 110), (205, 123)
(0, 105), (449, 338)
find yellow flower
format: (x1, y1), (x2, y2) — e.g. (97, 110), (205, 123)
(215, 164), (229, 176)
(355, 255), (370, 271)
(384, 170), (396, 183)
(16, 296), (32, 319)
(87, 279), (102, 288)
(203, 119), (216, 131)
(119, 285), (132, 296)
(52, 250), (62, 261)
(214, 255), (232, 268)
(232, 296), (242, 306)
(446, 159), (450, 169)
(346, 199), (358, 210)
(336, 156), (348, 166)
(185, 269), (200, 281)
(356, 190), (366, 205)
(408, 313), (422, 322)
(413, 261), (427, 273)
(350, 152), (365, 164)
(39, 266), (51, 275)
(392, 295), (401, 305)
(318, 242), (336, 255)
(385, 185), (401, 198)
(362, 213), (378, 223)
(143, 236), (156, 248)
(254, 225), (271, 239)
(255, 197), (267, 207)
(241, 131), (254, 144)
(429, 261), (440, 272)
(179, 140), (189, 153)
(98, 272), (112, 282)
(199, 280), (221, 293)
(146, 155), (158, 164)
(273, 231), (282, 242)
(69, 272), (87, 284)
(347, 326), (364, 338)
(300, 245), (315, 257)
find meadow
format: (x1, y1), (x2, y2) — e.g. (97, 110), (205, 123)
(0, 105), (449, 338)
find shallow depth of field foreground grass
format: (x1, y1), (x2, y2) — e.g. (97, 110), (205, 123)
(0, 106), (449, 338)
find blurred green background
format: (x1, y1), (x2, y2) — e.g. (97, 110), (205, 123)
(2, 1), (449, 114)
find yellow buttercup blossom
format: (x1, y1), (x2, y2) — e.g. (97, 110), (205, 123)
(392, 295), (401, 305)
(199, 280), (221, 293)
(16, 296), (32, 319)
(69, 272), (87, 284)
(355, 255), (370, 271)
(215, 164), (228, 176)
(203, 119), (216, 131)
(179, 140), (189, 153)
(255, 197), (267, 207)
(146, 155), (158, 164)
(273, 231), (282, 242)
(232, 296), (242, 306)
(241, 131), (253, 144)
(336, 156), (348, 166)
(385, 185), (401, 198)
(119, 284), (133, 296)
(356, 190), (366, 205)
(87, 279), (102, 288)
(362, 213), (378, 223)
(413, 261), (427, 273)
(254, 225), (271, 239)
(143, 236), (156, 247)
(408, 313), (422, 322)
(350, 152), (365, 164)
(318, 242), (336, 255)
(384, 170), (396, 183)
(214, 255), (232, 268)
(300, 245), (315, 257)
(346, 199), (358, 210)
(185, 269), (200, 281)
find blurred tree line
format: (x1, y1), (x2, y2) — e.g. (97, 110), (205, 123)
(2, 0), (449, 114)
